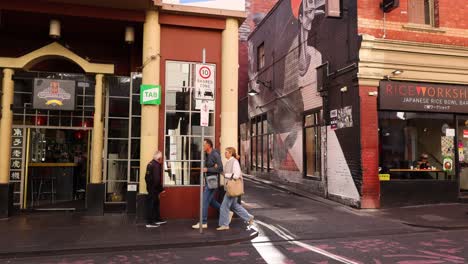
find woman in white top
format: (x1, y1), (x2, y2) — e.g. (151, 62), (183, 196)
(217, 147), (254, 231)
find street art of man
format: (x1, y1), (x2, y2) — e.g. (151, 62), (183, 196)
(275, 0), (324, 172)
(247, 0), (325, 173)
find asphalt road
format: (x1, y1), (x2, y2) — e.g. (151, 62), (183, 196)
(3, 179), (468, 264)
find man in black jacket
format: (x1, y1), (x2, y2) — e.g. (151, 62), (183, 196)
(145, 150), (166, 228)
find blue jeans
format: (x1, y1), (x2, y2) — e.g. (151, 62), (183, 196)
(219, 194), (252, 227)
(202, 187), (221, 224)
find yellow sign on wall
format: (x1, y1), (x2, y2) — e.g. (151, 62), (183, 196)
(379, 174), (390, 181)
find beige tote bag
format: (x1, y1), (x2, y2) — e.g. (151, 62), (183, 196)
(226, 177), (244, 197)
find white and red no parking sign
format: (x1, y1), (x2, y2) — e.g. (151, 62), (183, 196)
(194, 64), (216, 101)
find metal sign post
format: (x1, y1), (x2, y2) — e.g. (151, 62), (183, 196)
(199, 48), (206, 234)
(197, 48), (215, 234)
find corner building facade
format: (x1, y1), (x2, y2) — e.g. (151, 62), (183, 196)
(0, 0), (244, 218)
(244, 0), (468, 208)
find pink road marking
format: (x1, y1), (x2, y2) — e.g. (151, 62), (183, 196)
(438, 248), (463, 254)
(434, 239), (455, 244)
(286, 246), (310, 253)
(420, 242), (434, 247)
(229, 251), (250, 257)
(383, 255), (440, 259)
(315, 245), (337, 250)
(204, 256), (223, 261)
(397, 261), (444, 264)
(418, 250), (465, 263)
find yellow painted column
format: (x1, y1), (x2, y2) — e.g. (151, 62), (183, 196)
(0, 69), (14, 184)
(220, 18), (239, 162)
(90, 74), (104, 183)
(139, 10), (160, 194)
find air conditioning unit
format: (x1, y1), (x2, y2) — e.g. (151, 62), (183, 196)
(381, 0), (399, 13)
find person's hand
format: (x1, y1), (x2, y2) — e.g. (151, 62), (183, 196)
(214, 164), (218, 168)
(203, 168), (208, 173)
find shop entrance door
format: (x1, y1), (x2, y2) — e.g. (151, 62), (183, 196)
(456, 116), (468, 198)
(25, 127), (91, 211)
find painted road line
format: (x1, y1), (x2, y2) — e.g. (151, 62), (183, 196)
(255, 220), (360, 264)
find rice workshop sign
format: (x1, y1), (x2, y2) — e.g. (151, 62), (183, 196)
(379, 81), (468, 113)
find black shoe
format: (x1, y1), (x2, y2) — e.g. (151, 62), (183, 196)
(146, 223), (159, 228)
(154, 219), (167, 225)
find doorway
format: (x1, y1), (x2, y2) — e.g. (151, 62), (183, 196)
(26, 128), (91, 211)
(456, 116), (468, 198)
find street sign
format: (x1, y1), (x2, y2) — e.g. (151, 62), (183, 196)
(200, 100), (210, 127)
(194, 64), (215, 101)
(195, 99), (214, 111)
(140, 84), (161, 105)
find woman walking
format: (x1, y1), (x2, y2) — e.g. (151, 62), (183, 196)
(217, 147), (254, 231)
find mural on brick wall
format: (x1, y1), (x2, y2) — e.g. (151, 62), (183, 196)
(246, 0), (361, 205)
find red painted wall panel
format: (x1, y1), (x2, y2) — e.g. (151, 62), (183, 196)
(360, 86), (380, 209)
(159, 18), (223, 219)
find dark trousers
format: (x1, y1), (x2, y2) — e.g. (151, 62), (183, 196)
(146, 192), (160, 224)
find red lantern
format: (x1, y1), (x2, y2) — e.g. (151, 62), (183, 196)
(74, 130), (84, 140)
(32, 115), (46, 126)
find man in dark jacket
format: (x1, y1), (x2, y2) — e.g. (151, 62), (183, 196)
(145, 150), (166, 228)
(192, 138), (223, 229)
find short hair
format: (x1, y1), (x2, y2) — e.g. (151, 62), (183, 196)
(204, 138), (213, 148)
(153, 150), (162, 160)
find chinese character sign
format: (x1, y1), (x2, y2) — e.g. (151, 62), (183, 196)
(10, 127), (24, 181)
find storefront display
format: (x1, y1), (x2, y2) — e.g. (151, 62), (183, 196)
(378, 81), (468, 206)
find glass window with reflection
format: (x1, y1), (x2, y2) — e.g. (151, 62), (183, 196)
(164, 61), (215, 186)
(379, 111), (455, 181)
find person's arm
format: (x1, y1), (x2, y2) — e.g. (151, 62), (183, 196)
(207, 153), (223, 174)
(232, 160), (242, 179)
(153, 162), (163, 192)
(145, 163), (154, 192)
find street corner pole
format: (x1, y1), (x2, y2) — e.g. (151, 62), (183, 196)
(199, 48), (206, 234)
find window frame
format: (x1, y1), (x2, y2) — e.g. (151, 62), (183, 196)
(257, 43), (265, 71)
(408, 0), (436, 27)
(163, 61), (216, 187)
(250, 114), (271, 172)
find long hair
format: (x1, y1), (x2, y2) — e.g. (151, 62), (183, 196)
(225, 147), (240, 160)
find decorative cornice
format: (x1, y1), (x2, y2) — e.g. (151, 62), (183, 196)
(358, 35), (468, 87)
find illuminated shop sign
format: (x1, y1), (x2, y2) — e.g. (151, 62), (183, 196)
(379, 81), (468, 113)
(33, 78), (76, 111)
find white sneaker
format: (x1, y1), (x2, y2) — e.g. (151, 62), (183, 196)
(192, 222), (208, 229)
(146, 224), (159, 228)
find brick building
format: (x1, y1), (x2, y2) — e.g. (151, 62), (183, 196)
(238, 0), (278, 129)
(244, 0), (468, 208)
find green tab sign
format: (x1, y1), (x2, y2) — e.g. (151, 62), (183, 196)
(140, 84), (161, 105)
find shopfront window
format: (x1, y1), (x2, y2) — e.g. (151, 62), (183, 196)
(164, 61), (215, 186)
(12, 72), (95, 128)
(379, 111), (456, 180)
(304, 111), (321, 179)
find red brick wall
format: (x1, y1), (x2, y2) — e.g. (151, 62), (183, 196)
(358, 0), (468, 47)
(238, 0), (278, 99)
(360, 86), (380, 209)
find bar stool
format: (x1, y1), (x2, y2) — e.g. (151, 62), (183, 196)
(37, 175), (57, 204)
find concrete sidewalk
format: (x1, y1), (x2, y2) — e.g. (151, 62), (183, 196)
(373, 203), (468, 230)
(0, 213), (258, 259)
(244, 174), (468, 230)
